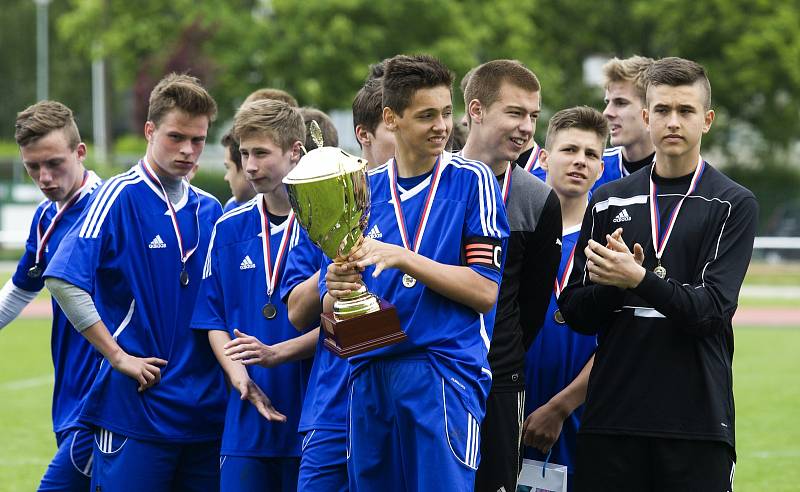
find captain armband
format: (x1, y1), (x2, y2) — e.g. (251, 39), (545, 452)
(462, 237), (502, 272)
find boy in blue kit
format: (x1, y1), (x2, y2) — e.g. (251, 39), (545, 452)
(323, 54), (509, 491)
(191, 99), (314, 492)
(0, 101), (102, 491)
(521, 107), (608, 490)
(44, 73), (227, 491)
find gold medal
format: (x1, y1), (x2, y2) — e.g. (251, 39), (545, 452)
(554, 309), (565, 324)
(402, 273), (416, 288)
(654, 263), (667, 279)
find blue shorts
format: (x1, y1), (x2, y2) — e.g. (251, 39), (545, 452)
(38, 428), (93, 491)
(347, 358), (482, 492)
(219, 455), (300, 492)
(91, 428), (220, 492)
(298, 429), (348, 492)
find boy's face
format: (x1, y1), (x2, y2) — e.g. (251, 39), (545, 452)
(603, 80), (649, 150)
(367, 121), (396, 166)
(20, 128), (86, 204)
(542, 128), (604, 199)
(469, 81), (540, 163)
(145, 109), (209, 179)
(644, 82), (714, 160)
(239, 133), (300, 195)
(385, 85), (453, 162)
(223, 146), (255, 203)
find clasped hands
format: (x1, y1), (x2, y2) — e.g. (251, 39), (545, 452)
(585, 227), (646, 290)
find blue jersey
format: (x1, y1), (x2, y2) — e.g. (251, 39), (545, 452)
(319, 152), (509, 416)
(524, 226), (596, 470)
(12, 171), (102, 434)
(519, 140), (545, 182)
(279, 227), (348, 432)
(191, 197), (311, 457)
(595, 146), (626, 190)
(223, 197), (245, 213)
(44, 161), (226, 443)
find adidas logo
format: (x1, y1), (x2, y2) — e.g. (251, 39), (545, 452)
(366, 224), (382, 239)
(240, 255), (256, 270)
(148, 235), (167, 249)
(613, 209), (632, 223)
(556, 237), (562, 247)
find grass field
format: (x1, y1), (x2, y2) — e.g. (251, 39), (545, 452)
(0, 320), (798, 490)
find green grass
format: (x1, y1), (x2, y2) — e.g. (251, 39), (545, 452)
(0, 319), (798, 490)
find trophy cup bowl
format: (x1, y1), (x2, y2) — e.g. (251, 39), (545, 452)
(283, 147), (405, 357)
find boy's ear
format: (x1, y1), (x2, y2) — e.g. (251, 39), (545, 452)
(383, 107), (398, 132)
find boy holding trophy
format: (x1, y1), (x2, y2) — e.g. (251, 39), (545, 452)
(321, 54), (509, 491)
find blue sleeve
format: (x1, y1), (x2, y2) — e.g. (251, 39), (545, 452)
(191, 225), (228, 332)
(317, 255), (333, 302)
(11, 204), (47, 292)
(43, 191), (116, 294)
(279, 228), (323, 303)
(462, 167), (509, 284)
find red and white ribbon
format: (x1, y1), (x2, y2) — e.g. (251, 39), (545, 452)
(388, 156), (446, 253)
(34, 172), (92, 265)
(522, 142), (543, 172)
(257, 196), (296, 300)
(553, 245), (576, 299)
(649, 156), (705, 264)
(501, 162), (512, 206)
(140, 159), (199, 267)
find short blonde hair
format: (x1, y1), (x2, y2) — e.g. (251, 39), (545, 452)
(232, 99), (304, 152)
(244, 88), (299, 107)
(15, 100), (81, 149)
(602, 56), (655, 104)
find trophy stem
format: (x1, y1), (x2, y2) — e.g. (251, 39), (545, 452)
(333, 284), (381, 321)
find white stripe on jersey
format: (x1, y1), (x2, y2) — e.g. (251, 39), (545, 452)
(367, 162), (389, 175)
(78, 168), (138, 237)
(111, 299), (136, 339)
(203, 199), (259, 279)
(79, 169), (142, 238)
(448, 157), (499, 238)
(478, 312), (490, 351)
(593, 194), (649, 212)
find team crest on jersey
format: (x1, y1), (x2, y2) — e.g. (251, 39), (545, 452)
(366, 224), (382, 239)
(239, 255), (256, 270)
(148, 235), (167, 249)
(613, 208), (632, 223)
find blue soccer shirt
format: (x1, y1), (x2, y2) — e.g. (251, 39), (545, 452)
(44, 160), (226, 443)
(13, 171), (102, 434)
(279, 227), (348, 432)
(595, 146), (627, 190)
(319, 152), (509, 416)
(523, 226), (597, 471)
(192, 196), (311, 457)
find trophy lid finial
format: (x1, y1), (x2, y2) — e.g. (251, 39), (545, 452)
(310, 120), (324, 149)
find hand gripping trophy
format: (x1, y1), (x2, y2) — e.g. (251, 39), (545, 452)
(283, 123), (405, 357)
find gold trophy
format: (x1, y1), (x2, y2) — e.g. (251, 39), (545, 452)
(282, 125), (405, 357)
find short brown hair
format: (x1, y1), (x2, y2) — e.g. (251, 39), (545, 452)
(147, 73), (217, 125)
(464, 60), (540, 110)
(15, 100), (81, 149)
(645, 57), (712, 110)
(352, 79), (383, 137)
(232, 99), (304, 152)
(244, 88), (299, 107)
(602, 56), (655, 104)
(299, 107), (339, 150)
(221, 132), (242, 171)
(382, 54), (454, 116)
(545, 106), (609, 151)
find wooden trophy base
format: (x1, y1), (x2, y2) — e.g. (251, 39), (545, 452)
(320, 300), (406, 358)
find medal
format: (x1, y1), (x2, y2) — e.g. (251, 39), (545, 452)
(141, 160), (200, 287)
(258, 196), (295, 321)
(649, 156), (705, 282)
(262, 302), (277, 319)
(522, 142), (542, 173)
(388, 156), (446, 289)
(30, 171), (94, 280)
(554, 309), (565, 324)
